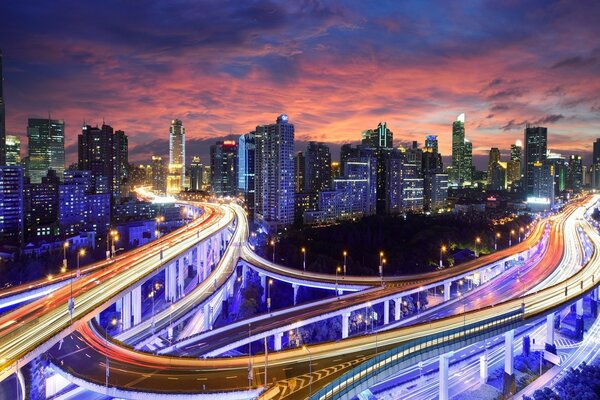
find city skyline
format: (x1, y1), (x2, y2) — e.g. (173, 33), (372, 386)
(1, 2), (600, 166)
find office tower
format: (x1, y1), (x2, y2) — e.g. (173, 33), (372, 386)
(255, 114), (295, 233)
(524, 125), (548, 196)
(567, 155), (583, 192)
(210, 140), (238, 196)
(531, 161), (554, 205)
(238, 133), (255, 216)
(189, 156), (203, 191)
(24, 170), (60, 239)
(151, 155), (167, 194)
(0, 50), (5, 165)
(593, 139), (600, 189)
(294, 152), (306, 193)
(167, 119), (185, 194)
(507, 140), (522, 185)
(305, 141), (332, 193)
(0, 166), (24, 243)
(361, 122), (393, 149)
(113, 130), (128, 197)
(331, 161), (341, 179)
(425, 135), (439, 154)
(546, 152), (567, 194)
(486, 148), (501, 186)
(386, 149), (424, 214)
(429, 173), (448, 211)
(27, 118), (65, 183)
(489, 162), (508, 191)
(5, 135), (20, 166)
(202, 165), (211, 190)
(450, 113), (472, 186)
(78, 124), (115, 195)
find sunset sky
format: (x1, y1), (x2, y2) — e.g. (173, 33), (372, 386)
(1, 1), (599, 168)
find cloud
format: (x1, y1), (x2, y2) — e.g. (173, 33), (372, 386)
(551, 55), (596, 69)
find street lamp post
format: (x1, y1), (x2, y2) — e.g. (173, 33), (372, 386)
(303, 345), (312, 397)
(440, 245), (446, 268)
(301, 247), (306, 272)
(62, 241), (69, 273)
(343, 251), (347, 276)
(105, 317), (117, 390)
(495, 232), (501, 250)
(510, 229), (515, 247)
(519, 227), (524, 243)
(69, 249), (85, 322)
(381, 258), (386, 287)
(475, 237), (481, 257)
(267, 279), (273, 313)
(335, 266), (341, 296)
(270, 240), (276, 263)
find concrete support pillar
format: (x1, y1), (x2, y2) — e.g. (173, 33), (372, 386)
(177, 259), (185, 297)
(439, 352), (452, 400)
(546, 314), (555, 348)
(115, 298), (123, 314)
(394, 298), (402, 321)
(505, 330), (514, 375)
(122, 292), (132, 330)
(204, 303), (212, 331)
(274, 332), (283, 351)
(260, 274), (267, 303)
(342, 312), (350, 339)
(227, 280), (234, 298)
(166, 263), (176, 302)
(480, 352), (488, 384)
(132, 286), (142, 326)
(444, 282), (451, 302)
(576, 298), (584, 317)
(384, 300), (390, 325)
(293, 284), (299, 305)
(242, 264), (249, 289)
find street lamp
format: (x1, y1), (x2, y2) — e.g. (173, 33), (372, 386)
(335, 266), (341, 296)
(270, 239), (276, 263)
(381, 258), (386, 287)
(343, 250), (347, 276)
(519, 227), (524, 243)
(475, 237), (481, 257)
(302, 345), (312, 397)
(495, 232), (501, 251)
(510, 229), (515, 247)
(301, 247), (306, 272)
(267, 279), (273, 313)
(69, 248), (85, 322)
(62, 241), (69, 273)
(105, 317), (118, 390)
(440, 245), (446, 268)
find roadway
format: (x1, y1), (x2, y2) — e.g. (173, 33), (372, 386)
(42, 197), (590, 398)
(0, 203), (234, 382)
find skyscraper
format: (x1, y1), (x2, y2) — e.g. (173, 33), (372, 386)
(592, 139), (600, 189)
(524, 125), (548, 196)
(294, 151), (306, 193)
(305, 141), (332, 193)
(113, 130), (128, 197)
(450, 113), (472, 186)
(189, 156), (203, 191)
(486, 147), (501, 186)
(167, 119), (185, 194)
(0, 50), (6, 166)
(210, 140), (238, 196)
(361, 122), (393, 149)
(27, 118), (65, 183)
(507, 140), (522, 185)
(238, 133), (255, 217)
(255, 114), (295, 233)
(151, 155), (167, 194)
(567, 155), (583, 192)
(0, 166), (24, 243)
(425, 135), (439, 154)
(5, 135), (20, 166)
(24, 170), (60, 239)
(78, 124), (114, 194)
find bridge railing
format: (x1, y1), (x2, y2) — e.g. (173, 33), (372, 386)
(311, 307), (524, 400)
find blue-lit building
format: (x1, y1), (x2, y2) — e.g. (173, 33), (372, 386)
(0, 166), (24, 244)
(386, 149), (424, 214)
(210, 140), (238, 196)
(255, 115), (295, 233)
(238, 132), (256, 218)
(24, 169), (60, 239)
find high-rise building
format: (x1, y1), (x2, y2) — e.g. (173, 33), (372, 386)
(425, 135), (439, 154)
(0, 166), (24, 243)
(429, 173), (448, 211)
(305, 141), (332, 193)
(189, 156), (203, 191)
(489, 162), (508, 191)
(167, 119), (185, 194)
(78, 124), (117, 195)
(593, 139), (600, 189)
(5, 135), (20, 166)
(294, 152), (306, 193)
(361, 122), (393, 149)
(567, 155), (583, 192)
(0, 50), (6, 166)
(151, 156), (167, 194)
(24, 169), (60, 239)
(546, 152), (567, 194)
(202, 165), (211, 190)
(113, 130), (128, 197)
(331, 161), (341, 179)
(450, 113), (472, 186)
(361, 122), (393, 214)
(524, 125), (548, 196)
(238, 133), (255, 216)
(507, 140), (522, 185)
(210, 140), (238, 196)
(530, 161), (554, 206)
(486, 147), (501, 186)
(27, 118), (65, 183)
(255, 114), (295, 233)
(386, 149), (424, 214)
